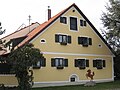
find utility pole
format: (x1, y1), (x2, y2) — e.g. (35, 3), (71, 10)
(0, 22), (5, 35)
(28, 15), (31, 33)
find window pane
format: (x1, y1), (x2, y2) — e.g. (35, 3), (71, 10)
(55, 59), (59, 66)
(63, 35), (67, 43)
(59, 35), (63, 42)
(83, 37), (89, 46)
(70, 17), (77, 30)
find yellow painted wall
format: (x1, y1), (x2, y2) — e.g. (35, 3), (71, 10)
(0, 75), (18, 85)
(32, 6), (113, 82)
(0, 6), (113, 85)
(33, 55), (112, 82)
(33, 7), (112, 56)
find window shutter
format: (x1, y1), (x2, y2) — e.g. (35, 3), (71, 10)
(103, 60), (106, 67)
(86, 59), (89, 67)
(60, 17), (63, 23)
(93, 60), (97, 67)
(84, 21), (87, 26)
(55, 34), (59, 42)
(80, 20), (83, 26)
(51, 58), (55, 67)
(78, 37), (83, 44)
(64, 59), (68, 67)
(89, 38), (92, 45)
(67, 36), (71, 44)
(41, 58), (46, 67)
(75, 59), (78, 67)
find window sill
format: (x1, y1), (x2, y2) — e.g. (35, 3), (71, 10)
(60, 42), (67, 45)
(79, 67), (86, 69)
(56, 66), (64, 69)
(97, 67), (103, 69)
(33, 67), (41, 69)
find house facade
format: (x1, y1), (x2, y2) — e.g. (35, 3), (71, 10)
(0, 3), (114, 87)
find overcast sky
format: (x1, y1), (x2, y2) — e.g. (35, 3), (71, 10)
(0, 0), (109, 38)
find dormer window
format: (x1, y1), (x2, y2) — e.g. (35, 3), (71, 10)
(55, 34), (71, 45)
(78, 37), (92, 47)
(60, 17), (67, 24)
(70, 17), (78, 31)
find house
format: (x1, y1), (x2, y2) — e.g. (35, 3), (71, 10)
(0, 3), (114, 87)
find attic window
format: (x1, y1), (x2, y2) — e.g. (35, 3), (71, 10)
(60, 17), (67, 24)
(80, 19), (87, 27)
(72, 10), (75, 12)
(70, 17), (78, 31)
(40, 39), (46, 43)
(98, 44), (102, 48)
(55, 34), (71, 45)
(78, 37), (92, 47)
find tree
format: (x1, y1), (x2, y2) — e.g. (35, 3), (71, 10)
(0, 22), (6, 51)
(101, 0), (120, 79)
(8, 43), (44, 90)
(101, 0), (120, 51)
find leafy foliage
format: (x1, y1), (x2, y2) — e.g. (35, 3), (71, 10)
(101, 0), (120, 50)
(8, 43), (44, 90)
(101, 0), (120, 79)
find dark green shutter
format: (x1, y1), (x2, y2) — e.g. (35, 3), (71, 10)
(55, 34), (59, 42)
(67, 36), (71, 44)
(86, 59), (89, 67)
(84, 21), (87, 26)
(93, 60), (97, 67)
(80, 20), (83, 26)
(60, 17), (63, 23)
(51, 58), (55, 67)
(41, 58), (46, 67)
(64, 59), (68, 67)
(75, 59), (78, 67)
(78, 37), (83, 44)
(103, 60), (106, 67)
(89, 38), (92, 45)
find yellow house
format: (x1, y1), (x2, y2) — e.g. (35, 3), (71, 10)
(0, 3), (114, 87)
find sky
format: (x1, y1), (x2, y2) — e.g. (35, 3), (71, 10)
(0, 0), (109, 38)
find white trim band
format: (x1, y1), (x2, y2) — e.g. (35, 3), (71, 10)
(42, 52), (113, 57)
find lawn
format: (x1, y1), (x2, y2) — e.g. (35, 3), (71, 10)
(32, 80), (120, 90)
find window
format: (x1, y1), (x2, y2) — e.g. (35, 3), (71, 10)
(78, 37), (92, 47)
(33, 58), (46, 69)
(51, 58), (68, 69)
(0, 61), (12, 74)
(55, 34), (71, 45)
(80, 19), (87, 26)
(60, 17), (67, 24)
(75, 59), (89, 69)
(70, 17), (77, 30)
(93, 59), (106, 69)
(40, 39), (46, 43)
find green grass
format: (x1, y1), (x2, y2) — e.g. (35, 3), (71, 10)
(32, 80), (120, 90)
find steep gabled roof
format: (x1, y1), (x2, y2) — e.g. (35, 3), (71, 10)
(12, 3), (114, 55)
(0, 22), (39, 55)
(2, 22), (40, 43)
